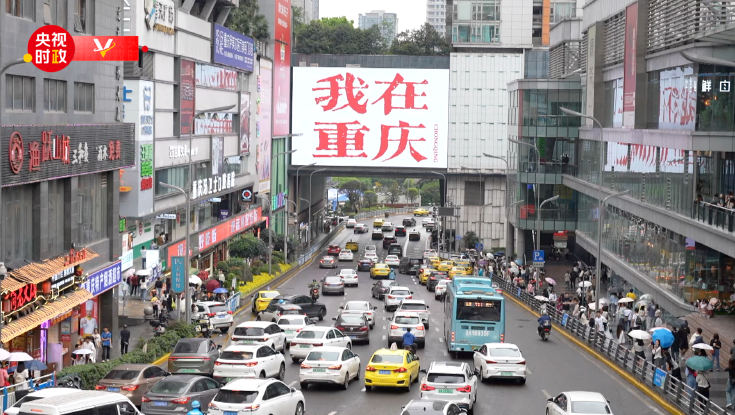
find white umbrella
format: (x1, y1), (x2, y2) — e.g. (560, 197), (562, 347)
(534, 295), (549, 302)
(578, 281), (592, 288)
(639, 294), (653, 302)
(587, 302), (607, 311)
(628, 330), (652, 340)
(0, 349), (9, 361)
(72, 349), (93, 355)
(693, 343), (714, 351)
(7, 352), (33, 361)
(189, 275), (202, 285)
(618, 297), (635, 304)
(649, 327), (672, 333)
(710, 298), (719, 306)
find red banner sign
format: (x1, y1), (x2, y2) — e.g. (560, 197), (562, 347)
(199, 207), (262, 252)
(71, 36), (140, 61)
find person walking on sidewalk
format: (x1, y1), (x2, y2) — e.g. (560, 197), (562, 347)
(101, 327), (112, 362)
(710, 333), (722, 371)
(564, 271), (570, 289)
(130, 273), (139, 296)
(646, 304), (656, 331)
(651, 339), (663, 368)
(726, 358), (735, 409)
(120, 324), (130, 355)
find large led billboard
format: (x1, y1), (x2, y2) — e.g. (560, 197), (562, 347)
(291, 67), (449, 169)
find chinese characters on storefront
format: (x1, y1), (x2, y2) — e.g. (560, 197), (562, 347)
(191, 172), (236, 200)
(140, 144), (153, 190)
(291, 68), (449, 168)
(169, 145), (198, 158)
(198, 207), (262, 251)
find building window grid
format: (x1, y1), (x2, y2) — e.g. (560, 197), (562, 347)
(74, 82), (94, 113)
(78, 173), (108, 245)
(6, 0), (34, 20)
(603, 12), (626, 67)
(44, 79), (67, 113)
(453, 22), (500, 43)
(6, 75), (35, 112)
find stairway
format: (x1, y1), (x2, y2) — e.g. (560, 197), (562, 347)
(524, 229), (535, 265)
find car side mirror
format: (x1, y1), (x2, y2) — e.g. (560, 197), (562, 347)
(339, 305), (344, 309)
(217, 344), (222, 349)
(291, 387), (297, 393)
(332, 317), (337, 321)
(410, 291), (414, 294)
(419, 368), (427, 373)
(547, 398), (553, 402)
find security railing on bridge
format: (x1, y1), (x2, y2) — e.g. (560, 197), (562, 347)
(692, 202), (735, 234)
(492, 275), (728, 415)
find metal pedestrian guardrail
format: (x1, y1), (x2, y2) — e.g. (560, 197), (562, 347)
(2, 373), (57, 411)
(491, 275), (727, 415)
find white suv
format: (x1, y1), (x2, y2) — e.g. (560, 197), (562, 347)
(384, 286), (413, 311)
(213, 344), (286, 383)
(346, 219), (356, 228)
(231, 321), (287, 352)
(395, 299), (431, 329)
(387, 312), (425, 348)
(420, 361), (478, 413)
(194, 301), (233, 333)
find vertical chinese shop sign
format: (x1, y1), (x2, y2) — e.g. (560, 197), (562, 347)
(180, 59), (196, 135)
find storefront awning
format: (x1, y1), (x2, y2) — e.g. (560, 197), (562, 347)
(1, 289), (93, 343)
(1, 248), (98, 294)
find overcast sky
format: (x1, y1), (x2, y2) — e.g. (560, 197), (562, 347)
(318, 0), (426, 33)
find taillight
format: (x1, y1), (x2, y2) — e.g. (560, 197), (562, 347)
(121, 385), (139, 391)
(208, 313), (216, 317)
(301, 363), (311, 369)
(451, 331), (455, 342)
(500, 334), (505, 343)
(328, 365), (342, 370)
(208, 403), (218, 410)
(394, 367), (408, 373)
(388, 295), (395, 299)
(390, 325), (399, 329)
(406, 296), (412, 299)
(421, 384), (435, 391)
(296, 328), (303, 333)
(457, 385), (472, 393)
(517, 360), (526, 365)
(366, 365), (376, 372)
(336, 326), (344, 331)
(313, 343), (323, 347)
(240, 405), (261, 412)
(416, 326), (424, 330)
(291, 343), (298, 347)
(486, 360), (497, 364)
(214, 362), (222, 366)
(227, 311), (233, 314)
(142, 396), (151, 403)
(244, 362), (258, 367)
(359, 327), (368, 331)
(171, 397), (191, 404)
(95, 385), (106, 390)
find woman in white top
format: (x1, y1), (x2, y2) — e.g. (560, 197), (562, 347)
(13, 362), (29, 390)
(82, 338), (97, 363)
(651, 339), (663, 368)
(93, 328), (102, 363)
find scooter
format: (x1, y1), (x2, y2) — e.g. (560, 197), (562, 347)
(310, 287), (320, 302)
(150, 320), (167, 337)
(539, 326), (551, 341)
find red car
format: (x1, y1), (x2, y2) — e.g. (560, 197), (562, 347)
(327, 244), (341, 255)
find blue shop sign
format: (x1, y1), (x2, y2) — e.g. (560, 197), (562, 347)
(213, 24), (255, 72)
(82, 262), (122, 296)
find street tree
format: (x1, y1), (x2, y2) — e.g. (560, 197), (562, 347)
(294, 17), (384, 54)
(406, 187), (420, 204)
(463, 231), (480, 250)
(420, 180), (441, 205)
(390, 23), (450, 56)
(339, 179), (364, 212)
(363, 190), (378, 207)
(386, 185), (401, 204)
(226, 0), (269, 41)
(229, 234), (266, 260)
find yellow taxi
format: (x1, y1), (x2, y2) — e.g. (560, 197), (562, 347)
(448, 267), (468, 279)
(364, 345), (420, 391)
(252, 290), (280, 312)
(370, 263), (392, 279)
(456, 261), (473, 274)
(427, 256), (441, 268)
(373, 218), (385, 228)
(345, 240), (359, 252)
(437, 260), (455, 272)
(419, 268), (436, 284)
(413, 208), (430, 216)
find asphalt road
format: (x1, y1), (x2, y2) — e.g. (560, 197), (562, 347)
(191, 213), (667, 415)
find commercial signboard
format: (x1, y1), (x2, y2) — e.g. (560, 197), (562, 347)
(1, 124), (134, 187)
(258, 59), (273, 193)
(212, 136), (224, 176)
(273, 0), (291, 136)
(622, 2), (638, 127)
(291, 67), (449, 168)
(81, 261), (122, 296)
(213, 24), (255, 73)
(240, 92), (251, 155)
(198, 206), (263, 251)
(179, 59), (196, 135)
(194, 112), (235, 135)
(196, 63), (238, 91)
(121, 233), (134, 270)
(661, 67), (696, 131)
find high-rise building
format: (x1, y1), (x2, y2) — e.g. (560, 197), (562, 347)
(358, 10), (398, 44)
(292, 0), (314, 23)
(313, 0), (320, 20)
(426, 0), (446, 35)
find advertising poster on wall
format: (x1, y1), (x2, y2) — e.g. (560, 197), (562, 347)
(79, 298), (99, 337)
(213, 24), (255, 73)
(258, 59), (273, 193)
(240, 92), (251, 155)
(196, 63), (238, 91)
(120, 80), (155, 218)
(195, 112), (235, 135)
(623, 2), (638, 127)
(659, 66), (696, 131)
(291, 67), (449, 168)
(586, 25), (597, 128)
(212, 136), (224, 176)
(121, 233), (134, 270)
(180, 59), (196, 135)
(273, 0), (292, 136)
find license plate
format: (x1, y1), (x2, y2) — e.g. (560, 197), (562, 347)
(240, 340), (254, 343)
(379, 370), (391, 375)
(178, 369), (197, 373)
(300, 344), (311, 348)
(153, 402), (168, 407)
(225, 412), (238, 415)
(349, 335), (356, 339)
(217, 315), (226, 319)
(501, 372), (514, 376)
(286, 330), (294, 334)
(403, 328), (408, 331)
(313, 368), (326, 373)
(107, 387), (120, 392)
(438, 389), (453, 394)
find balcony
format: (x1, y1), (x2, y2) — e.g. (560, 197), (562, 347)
(692, 202), (735, 234)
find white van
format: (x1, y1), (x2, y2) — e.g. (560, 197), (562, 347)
(6, 388), (84, 415)
(18, 390), (142, 415)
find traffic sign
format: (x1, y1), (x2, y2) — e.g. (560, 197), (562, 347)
(455, 235), (462, 240)
(475, 243), (483, 252)
(171, 256), (186, 293)
(532, 250), (545, 267)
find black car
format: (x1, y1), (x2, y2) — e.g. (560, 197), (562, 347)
(332, 313), (370, 344)
(426, 271), (449, 291)
(394, 226), (407, 237)
(372, 229), (384, 240)
(371, 280), (397, 300)
(387, 243), (403, 257)
(357, 259), (374, 272)
(263, 295), (327, 320)
(402, 217), (416, 227)
(383, 235), (398, 249)
(398, 257), (425, 274)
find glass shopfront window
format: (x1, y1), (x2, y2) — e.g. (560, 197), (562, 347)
(156, 166), (188, 196)
(78, 173), (108, 244)
(697, 64), (735, 132)
(3, 185), (33, 262)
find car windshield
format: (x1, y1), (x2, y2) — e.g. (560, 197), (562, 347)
(325, 277), (341, 283)
(340, 315), (365, 324)
(233, 327), (264, 336)
(220, 350), (254, 360)
(401, 304), (427, 311)
(489, 348), (521, 357)
(376, 265), (388, 269)
(103, 370), (139, 380)
(371, 354), (404, 364)
(214, 390), (258, 404)
(570, 402), (610, 414)
(306, 351), (340, 361)
(150, 379), (190, 394)
(174, 340), (207, 354)
(209, 305), (229, 313)
(437, 281), (449, 287)
(427, 373), (466, 383)
(381, 281), (395, 287)
(395, 316), (420, 325)
(345, 303), (368, 310)
(366, 246), (376, 250)
(260, 292), (278, 299)
(278, 318), (304, 325)
(296, 330), (325, 339)
(391, 289), (410, 296)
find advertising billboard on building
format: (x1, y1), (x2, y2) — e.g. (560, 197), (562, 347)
(213, 24), (255, 73)
(273, 0), (291, 136)
(258, 59), (273, 193)
(180, 59), (196, 135)
(194, 112), (235, 135)
(623, 2), (638, 127)
(291, 67), (449, 168)
(196, 63), (238, 91)
(240, 92), (251, 154)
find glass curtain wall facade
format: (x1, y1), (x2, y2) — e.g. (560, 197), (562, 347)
(452, 0), (501, 43)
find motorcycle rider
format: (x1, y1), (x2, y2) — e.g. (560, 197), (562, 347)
(308, 279), (320, 301)
(187, 401), (204, 415)
(402, 327), (417, 354)
(538, 312), (552, 336)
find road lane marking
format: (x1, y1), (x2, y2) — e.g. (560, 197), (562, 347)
(435, 327), (439, 332)
(443, 351), (448, 356)
(542, 389), (551, 399)
(439, 337), (444, 342)
(327, 412), (336, 415)
(526, 367), (532, 374)
(361, 387), (366, 392)
(382, 335), (386, 340)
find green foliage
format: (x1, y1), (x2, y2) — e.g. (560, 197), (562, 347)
(225, 0), (269, 41)
(420, 180), (441, 204)
(390, 23), (451, 56)
(363, 190), (378, 207)
(57, 323), (197, 390)
(294, 18), (385, 55)
(463, 231), (480, 250)
(385, 185), (401, 204)
(229, 235), (266, 259)
(406, 187), (420, 204)
(271, 251), (286, 264)
(339, 179), (364, 212)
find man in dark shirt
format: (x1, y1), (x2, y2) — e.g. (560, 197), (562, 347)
(120, 324), (131, 355)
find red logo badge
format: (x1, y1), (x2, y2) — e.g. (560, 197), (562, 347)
(26, 25), (75, 72)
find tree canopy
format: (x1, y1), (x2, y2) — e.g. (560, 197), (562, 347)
(338, 179), (365, 212)
(390, 23), (451, 56)
(226, 0), (269, 41)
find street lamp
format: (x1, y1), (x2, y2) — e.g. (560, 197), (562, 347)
(536, 195), (559, 289)
(483, 153), (512, 255)
(256, 194), (273, 277)
(295, 163), (316, 217)
(308, 169), (327, 250)
(480, 202), (493, 249)
(431, 171), (448, 254)
(159, 182), (189, 323)
(594, 189), (630, 313)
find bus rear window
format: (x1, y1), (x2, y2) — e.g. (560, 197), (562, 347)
(456, 300), (501, 321)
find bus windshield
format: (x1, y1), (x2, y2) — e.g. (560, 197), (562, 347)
(455, 299), (501, 321)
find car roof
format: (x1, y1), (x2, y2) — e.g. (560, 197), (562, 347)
(325, 276), (341, 280)
(390, 286), (410, 290)
(428, 361), (467, 373)
(306, 346), (348, 354)
(386, 255), (399, 258)
(400, 299), (426, 305)
(221, 378), (275, 391)
(345, 300), (369, 304)
(20, 391), (134, 410)
(259, 290), (279, 294)
(224, 344), (261, 352)
(176, 338), (209, 344)
(21, 388), (82, 399)
(302, 326), (331, 332)
(406, 400), (451, 409)
(484, 342), (520, 349)
(237, 321), (273, 328)
(564, 391), (607, 402)
(278, 304), (302, 310)
(340, 268), (356, 272)
(372, 348), (408, 356)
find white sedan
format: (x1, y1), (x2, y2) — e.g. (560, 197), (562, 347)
(472, 342), (527, 384)
(422, 218), (434, 227)
(289, 327), (352, 362)
(277, 315), (313, 342)
(338, 249), (354, 261)
(384, 255), (401, 267)
(546, 391), (613, 415)
(213, 344), (286, 383)
(208, 378), (304, 415)
(364, 252), (379, 263)
(365, 245), (377, 253)
(339, 269), (359, 287)
(423, 249), (437, 258)
(298, 346), (361, 390)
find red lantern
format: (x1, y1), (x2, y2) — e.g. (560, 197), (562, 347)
(42, 281), (51, 295)
(2, 299), (10, 314)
